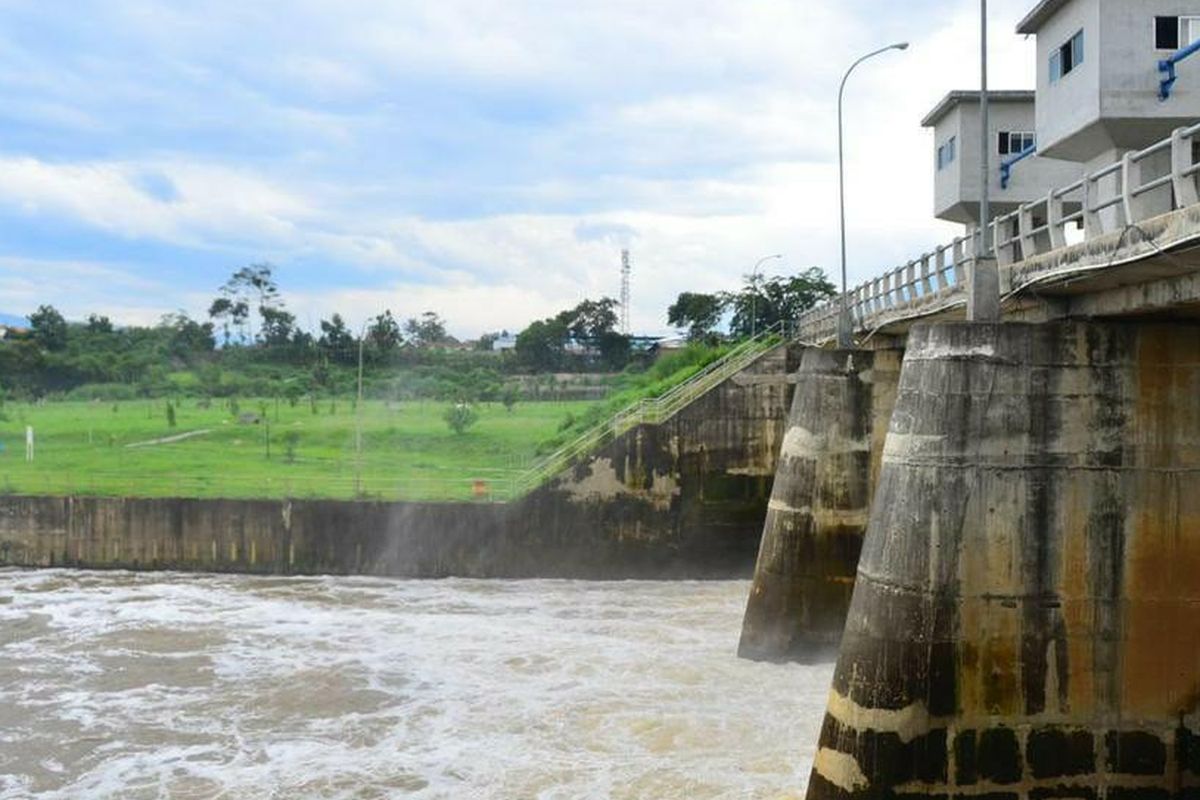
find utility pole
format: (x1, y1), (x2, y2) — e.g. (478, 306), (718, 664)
(980, 0), (991, 256)
(969, 0), (1001, 321)
(355, 328), (365, 497)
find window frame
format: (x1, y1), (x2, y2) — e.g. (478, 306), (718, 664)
(998, 131), (1035, 157)
(1050, 28), (1084, 84)
(1156, 15), (1181, 50)
(936, 136), (957, 171)
(1184, 16), (1200, 48)
(1156, 15), (1200, 51)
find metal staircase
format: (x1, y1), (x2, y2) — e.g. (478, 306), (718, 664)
(509, 321), (791, 498)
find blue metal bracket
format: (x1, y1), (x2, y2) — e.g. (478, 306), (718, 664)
(1000, 144), (1037, 190)
(1159, 38), (1200, 100)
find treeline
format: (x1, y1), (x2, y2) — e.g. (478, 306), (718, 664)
(0, 262), (837, 401)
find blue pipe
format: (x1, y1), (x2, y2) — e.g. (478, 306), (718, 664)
(1159, 37), (1200, 100)
(999, 144), (1037, 190)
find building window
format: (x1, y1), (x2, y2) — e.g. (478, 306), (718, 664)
(1050, 29), (1084, 83)
(937, 135), (957, 171)
(998, 131), (1035, 156)
(1156, 15), (1200, 50)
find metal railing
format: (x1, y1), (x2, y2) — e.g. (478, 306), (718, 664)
(796, 235), (976, 342)
(509, 321), (792, 497)
(798, 122), (1200, 342)
(991, 122), (1200, 266)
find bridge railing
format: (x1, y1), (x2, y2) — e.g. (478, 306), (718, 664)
(509, 320), (791, 497)
(797, 235), (974, 342)
(799, 122), (1200, 342)
(993, 122), (1200, 265)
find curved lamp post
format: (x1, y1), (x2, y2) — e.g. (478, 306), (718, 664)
(837, 42), (909, 348)
(750, 253), (783, 338)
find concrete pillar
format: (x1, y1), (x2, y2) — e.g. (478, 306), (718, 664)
(806, 321), (1200, 799)
(967, 256), (1000, 322)
(738, 348), (878, 663)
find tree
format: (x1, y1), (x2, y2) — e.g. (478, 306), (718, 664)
(86, 314), (114, 335)
(207, 296), (248, 346)
(405, 312), (448, 348)
(209, 263), (283, 344)
(318, 314), (356, 363)
(596, 330), (632, 370)
(501, 384), (519, 412)
(161, 313), (216, 361)
(259, 306), (297, 348)
(443, 402), (478, 435)
(515, 318), (569, 372)
(560, 297), (619, 342)
(29, 305), (68, 351)
(367, 310), (403, 354)
(667, 292), (725, 341)
(726, 268), (836, 338)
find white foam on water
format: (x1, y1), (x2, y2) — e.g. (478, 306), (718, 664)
(0, 569), (833, 799)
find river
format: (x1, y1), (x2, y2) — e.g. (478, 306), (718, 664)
(0, 570), (831, 799)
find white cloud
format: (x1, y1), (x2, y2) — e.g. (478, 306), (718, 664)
(0, 256), (175, 325)
(0, 0), (1046, 337)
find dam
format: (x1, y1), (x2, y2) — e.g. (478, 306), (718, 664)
(5, 125), (1200, 799)
(6, 2), (1200, 796)
(753, 115), (1200, 797)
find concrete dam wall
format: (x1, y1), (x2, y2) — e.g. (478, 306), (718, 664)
(805, 322), (1200, 799)
(0, 344), (802, 579)
(738, 346), (902, 662)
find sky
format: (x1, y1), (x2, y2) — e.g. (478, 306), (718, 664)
(0, 0), (1039, 338)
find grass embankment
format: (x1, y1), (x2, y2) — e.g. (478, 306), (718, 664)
(0, 343), (734, 502)
(538, 342), (733, 452)
(0, 399), (589, 501)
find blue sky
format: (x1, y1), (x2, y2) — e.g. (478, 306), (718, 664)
(0, 0), (1037, 336)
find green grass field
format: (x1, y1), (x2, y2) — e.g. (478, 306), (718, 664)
(0, 398), (591, 501)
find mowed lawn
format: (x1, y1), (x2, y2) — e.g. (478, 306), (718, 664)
(0, 399), (591, 501)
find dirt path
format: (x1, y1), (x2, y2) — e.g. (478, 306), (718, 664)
(124, 429), (213, 448)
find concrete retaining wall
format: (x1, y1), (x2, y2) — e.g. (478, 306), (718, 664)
(0, 344), (802, 579)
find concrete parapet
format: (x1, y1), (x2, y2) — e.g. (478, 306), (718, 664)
(806, 321), (1200, 799)
(739, 348), (900, 662)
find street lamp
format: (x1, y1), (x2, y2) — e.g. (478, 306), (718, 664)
(837, 41), (909, 348)
(749, 253), (783, 338)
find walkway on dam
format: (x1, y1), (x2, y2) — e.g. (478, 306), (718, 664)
(797, 121), (1200, 345)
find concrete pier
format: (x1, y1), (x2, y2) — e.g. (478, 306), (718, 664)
(806, 321), (1200, 799)
(738, 349), (877, 662)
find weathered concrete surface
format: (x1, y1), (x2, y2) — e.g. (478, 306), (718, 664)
(738, 348), (901, 662)
(806, 321), (1200, 799)
(510, 342), (803, 578)
(0, 344), (802, 579)
(0, 496), (507, 576)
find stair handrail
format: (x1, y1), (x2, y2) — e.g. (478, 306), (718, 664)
(510, 321), (789, 497)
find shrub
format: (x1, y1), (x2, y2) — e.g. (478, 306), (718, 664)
(443, 403), (478, 435)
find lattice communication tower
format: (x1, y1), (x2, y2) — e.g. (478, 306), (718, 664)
(620, 249), (631, 335)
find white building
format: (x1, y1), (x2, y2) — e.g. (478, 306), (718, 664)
(491, 334), (517, 352)
(1018, 0), (1200, 165)
(922, 90), (1083, 227)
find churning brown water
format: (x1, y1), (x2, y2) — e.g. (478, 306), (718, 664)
(0, 570), (832, 799)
